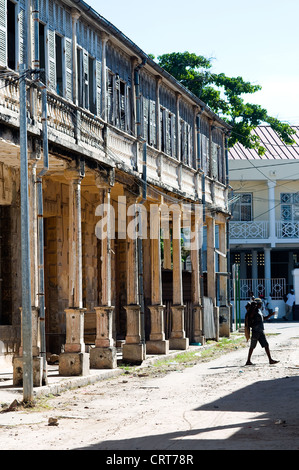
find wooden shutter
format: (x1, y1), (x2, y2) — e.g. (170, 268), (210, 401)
(211, 142), (218, 179)
(171, 114), (176, 158)
(201, 134), (207, 174)
(149, 100), (156, 147)
(96, 59), (101, 116)
(142, 97), (149, 143)
(126, 85), (131, 133)
(0, 0), (6, 67)
(65, 37), (72, 100)
(83, 50), (88, 108)
(40, 0), (47, 23)
(47, 28), (56, 91)
(107, 71), (113, 124)
(18, 0), (27, 68)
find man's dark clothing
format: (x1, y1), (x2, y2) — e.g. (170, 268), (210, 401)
(249, 309), (269, 349)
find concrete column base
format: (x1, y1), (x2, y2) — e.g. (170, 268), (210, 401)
(122, 343), (145, 364)
(169, 305), (189, 350)
(146, 339), (169, 355)
(90, 346), (117, 369)
(169, 337), (189, 350)
(13, 356), (43, 387)
(219, 305), (230, 337)
(59, 352), (89, 376)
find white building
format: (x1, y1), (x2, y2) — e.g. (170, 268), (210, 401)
(228, 125), (299, 319)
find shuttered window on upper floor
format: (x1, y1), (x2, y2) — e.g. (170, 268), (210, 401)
(46, 0), (73, 99)
(0, 0), (26, 70)
(179, 100), (194, 168)
(106, 43), (132, 134)
(211, 128), (225, 184)
(200, 117), (210, 175)
(106, 70), (131, 133)
(76, 20), (101, 114)
(140, 71), (156, 147)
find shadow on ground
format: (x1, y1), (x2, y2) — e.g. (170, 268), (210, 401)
(74, 374), (299, 450)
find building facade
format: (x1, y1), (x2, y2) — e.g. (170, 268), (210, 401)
(229, 125), (299, 319)
(0, 0), (231, 384)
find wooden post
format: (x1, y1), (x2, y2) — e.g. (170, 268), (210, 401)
(13, 161), (43, 387)
(123, 192), (146, 363)
(146, 203), (169, 354)
(90, 173), (117, 369)
(169, 205), (188, 350)
(59, 167), (89, 376)
(218, 221), (230, 337)
(206, 215), (219, 340)
(190, 214), (204, 345)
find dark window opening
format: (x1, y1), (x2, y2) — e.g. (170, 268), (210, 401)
(88, 56), (96, 114)
(76, 48), (83, 107)
(7, 0), (16, 70)
(119, 80), (126, 130)
(55, 34), (63, 96)
(39, 23), (46, 84)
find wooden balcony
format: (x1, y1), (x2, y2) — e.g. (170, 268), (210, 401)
(0, 74), (228, 210)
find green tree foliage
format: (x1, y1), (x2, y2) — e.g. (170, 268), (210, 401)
(156, 52), (295, 154)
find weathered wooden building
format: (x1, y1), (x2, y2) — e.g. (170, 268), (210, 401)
(0, 0), (231, 385)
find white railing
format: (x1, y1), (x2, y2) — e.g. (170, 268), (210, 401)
(229, 221), (269, 239)
(230, 278), (286, 300)
(276, 221), (299, 239)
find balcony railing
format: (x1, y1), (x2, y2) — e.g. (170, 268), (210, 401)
(230, 220), (299, 240)
(229, 221), (269, 239)
(276, 221), (299, 239)
(230, 278), (286, 300)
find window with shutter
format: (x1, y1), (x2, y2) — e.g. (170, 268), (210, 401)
(39, 22), (46, 85)
(107, 71), (114, 124)
(88, 55), (96, 114)
(55, 33), (63, 96)
(65, 37), (72, 100)
(77, 48), (83, 107)
(96, 59), (101, 117)
(148, 99), (156, 147)
(47, 28), (56, 91)
(160, 108), (166, 153)
(119, 80), (126, 130)
(18, 0), (27, 68)
(0, 0), (6, 67)
(211, 142), (218, 179)
(7, 0), (16, 70)
(83, 51), (88, 108)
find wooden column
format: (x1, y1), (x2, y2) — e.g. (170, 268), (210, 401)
(59, 167), (89, 376)
(13, 161), (43, 387)
(146, 204), (169, 354)
(90, 173), (117, 369)
(169, 205), (188, 350)
(206, 215), (219, 340)
(190, 214), (204, 345)
(123, 193), (146, 363)
(218, 220), (230, 337)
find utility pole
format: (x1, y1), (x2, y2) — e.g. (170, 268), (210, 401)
(19, 64), (33, 402)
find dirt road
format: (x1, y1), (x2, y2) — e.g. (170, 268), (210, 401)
(1, 322), (299, 451)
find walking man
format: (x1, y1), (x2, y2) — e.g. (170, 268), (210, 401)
(245, 299), (279, 366)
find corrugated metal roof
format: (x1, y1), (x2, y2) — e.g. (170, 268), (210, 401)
(228, 125), (299, 160)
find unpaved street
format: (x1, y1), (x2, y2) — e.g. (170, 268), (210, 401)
(1, 322), (299, 451)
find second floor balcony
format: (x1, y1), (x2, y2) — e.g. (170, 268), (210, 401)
(229, 220), (299, 243)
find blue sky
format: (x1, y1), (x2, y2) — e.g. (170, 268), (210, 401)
(86, 0), (299, 125)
